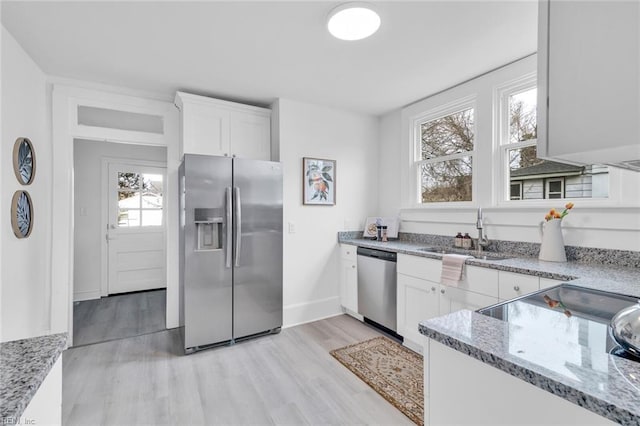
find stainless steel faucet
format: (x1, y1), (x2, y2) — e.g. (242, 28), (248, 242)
(476, 207), (489, 253)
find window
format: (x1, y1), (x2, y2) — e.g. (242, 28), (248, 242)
(415, 103), (475, 203)
(117, 172), (163, 227)
(499, 81), (609, 201)
(510, 181), (523, 200)
(546, 178), (564, 199)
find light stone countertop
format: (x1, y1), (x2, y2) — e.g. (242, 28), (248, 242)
(339, 235), (640, 424)
(419, 311), (640, 425)
(0, 333), (67, 423)
(339, 237), (640, 294)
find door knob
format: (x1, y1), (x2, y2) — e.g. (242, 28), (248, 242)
(514, 285), (520, 291)
(440, 289), (445, 294)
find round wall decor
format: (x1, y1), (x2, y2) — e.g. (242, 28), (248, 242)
(13, 137), (35, 185)
(11, 190), (33, 238)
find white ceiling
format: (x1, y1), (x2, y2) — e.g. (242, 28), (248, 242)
(1, 1), (537, 116)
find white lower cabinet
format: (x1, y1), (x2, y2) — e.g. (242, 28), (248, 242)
(444, 285), (498, 314)
(397, 254), (499, 351)
(22, 357), (62, 425)
(425, 339), (616, 425)
(397, 274), (439, 352)
(339, 244), (359, 316)
(498, 272), (567, 302)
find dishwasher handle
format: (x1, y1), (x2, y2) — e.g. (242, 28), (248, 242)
(357, 246), (397, 262)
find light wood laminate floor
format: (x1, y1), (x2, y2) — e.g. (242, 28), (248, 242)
(73, 289), (166, 347)
(63, 314), (414, 425)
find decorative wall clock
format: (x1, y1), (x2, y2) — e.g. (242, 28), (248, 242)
(13, 137), (35, 185)
(11, 190), (33, 238)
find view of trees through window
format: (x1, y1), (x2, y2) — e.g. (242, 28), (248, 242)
(419, 108), (474, 202)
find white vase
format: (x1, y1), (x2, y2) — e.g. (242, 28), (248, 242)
(539, 219), (567, 262)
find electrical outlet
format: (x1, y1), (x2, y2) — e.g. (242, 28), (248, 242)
(288, 222), (296, 234)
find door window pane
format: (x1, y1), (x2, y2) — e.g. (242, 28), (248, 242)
(141, 210), (163, 226)
(118, 209), (140, 227)
(118, 172), (141, 190)
(117, 173), (163, 227)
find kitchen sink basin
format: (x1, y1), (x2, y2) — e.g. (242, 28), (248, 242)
(416, 247), (514, 261)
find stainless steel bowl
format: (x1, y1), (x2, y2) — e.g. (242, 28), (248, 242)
(611, 301), (640, 357)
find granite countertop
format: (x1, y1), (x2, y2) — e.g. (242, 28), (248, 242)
(0, 333), (67, 422)
(419, 310), (640, 425)
(339, 237), (640, 294)
(340, 234), (640, 423)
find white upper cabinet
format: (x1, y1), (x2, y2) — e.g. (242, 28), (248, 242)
(537, 0), (640, 170)
(175, 91), (271, 160)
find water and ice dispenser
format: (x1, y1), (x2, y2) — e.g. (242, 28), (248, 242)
(194, 208), (223, 251)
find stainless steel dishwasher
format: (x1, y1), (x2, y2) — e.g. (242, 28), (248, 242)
(357, 247), (397, 333)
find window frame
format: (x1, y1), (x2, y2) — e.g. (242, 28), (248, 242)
(411, 95), (477, 207)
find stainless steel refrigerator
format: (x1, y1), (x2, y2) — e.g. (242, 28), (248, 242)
(179, 154), (283, 353)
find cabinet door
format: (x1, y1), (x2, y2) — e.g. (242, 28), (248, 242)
(459, 266), (499, 298)
(499, 271), (540, 301)
(397, 274), (439, 346)
(539, 0), (640, 164)
(340, 259), (358, 313)
(182, 103), (230, 156)
(397, 254), (441, 282)
(540, 277), (564, 289)
(438, 284), (452, 316)
(447, 286), (498, 313)
(230, 111), (271, 160)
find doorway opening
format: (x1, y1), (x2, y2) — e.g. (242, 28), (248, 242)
(72, 139), (168, 346)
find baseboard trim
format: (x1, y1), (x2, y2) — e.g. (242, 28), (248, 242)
(73, 290), (101, 302)
(283, 296), (342, 329)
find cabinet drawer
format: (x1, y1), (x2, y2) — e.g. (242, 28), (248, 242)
(340, 244), (357, 261)
(398, 254), (441, 282)
(540, 277), (564, 289)
(499, 271), (539, 300)
(458, 266), (499, 298)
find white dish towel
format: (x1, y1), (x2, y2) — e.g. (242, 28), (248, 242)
(440, 254), (473, 286)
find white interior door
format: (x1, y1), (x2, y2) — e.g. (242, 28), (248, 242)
(107, 162), (166, 295)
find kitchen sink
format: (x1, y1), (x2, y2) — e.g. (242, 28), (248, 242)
(416, 247), (514, 261)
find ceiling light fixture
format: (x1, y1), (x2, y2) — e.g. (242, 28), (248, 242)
(327, 2), (381, 41)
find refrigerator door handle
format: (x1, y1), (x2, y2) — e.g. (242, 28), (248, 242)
(225, 186), (232, 268)
(234, 186), (242, 267)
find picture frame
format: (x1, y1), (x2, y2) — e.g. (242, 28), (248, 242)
(303, 157), (336, 205)
(12, 137), (36, 185)
(11, 190), (33, 238)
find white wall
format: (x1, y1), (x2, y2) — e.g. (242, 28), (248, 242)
(378, 56), (640, 251)
(275, 99), (379, 327)
(1, 26), (52, 341)
(378, 109), (402, 217)
(73, 140), (167, 301)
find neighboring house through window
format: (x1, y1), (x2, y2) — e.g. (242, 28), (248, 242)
(497, 76), (609, 201)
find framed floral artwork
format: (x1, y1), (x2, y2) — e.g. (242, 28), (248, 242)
(303, 157), (335, 205)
